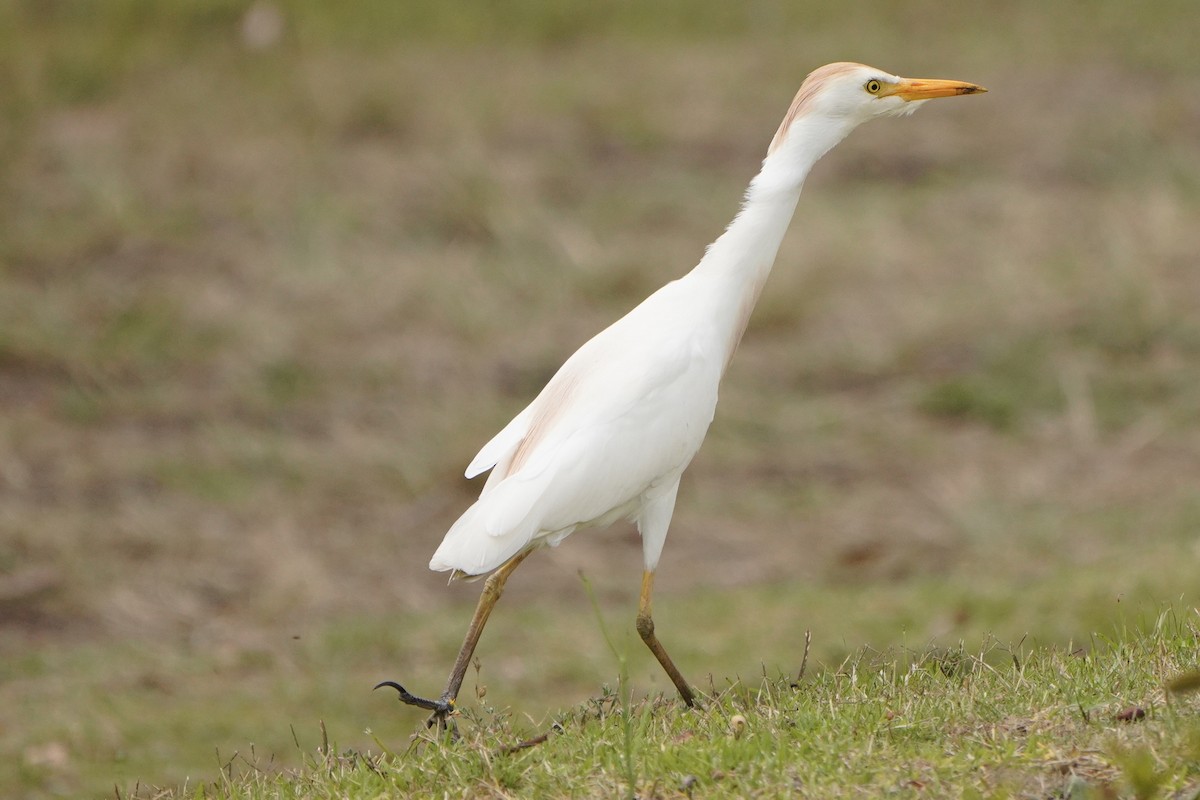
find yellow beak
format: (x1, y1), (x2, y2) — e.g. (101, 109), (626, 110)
(886, 78), (987, 101)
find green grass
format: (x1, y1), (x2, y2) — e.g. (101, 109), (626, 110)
(7, 569), (1197, 798)
(169, 611), (1200, 799)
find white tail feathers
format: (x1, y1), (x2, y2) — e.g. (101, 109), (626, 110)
(430, 502), (527, 575)
(428, 469), (557, 575)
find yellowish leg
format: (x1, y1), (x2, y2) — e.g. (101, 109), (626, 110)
(438, 549), (533, 709)
(635, 570), (696, 707)
(377, 549), (534, 734)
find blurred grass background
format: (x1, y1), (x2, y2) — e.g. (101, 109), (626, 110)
(1, 1), (1198, 796)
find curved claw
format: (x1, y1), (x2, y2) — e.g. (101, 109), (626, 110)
(373, 680), (454, 715)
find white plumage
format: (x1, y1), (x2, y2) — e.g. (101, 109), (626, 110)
(429, 63), (985, 581)
(431, 272), (726, 576)
(382, 63), (985, 724)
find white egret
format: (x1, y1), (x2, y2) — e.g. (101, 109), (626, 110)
(377, 62), (985, 727)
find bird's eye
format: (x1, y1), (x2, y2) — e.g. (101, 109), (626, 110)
(865, 79), (882, 95)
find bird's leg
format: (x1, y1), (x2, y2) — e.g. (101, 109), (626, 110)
(437, 549), (532, 713)
(376, 549), (533, 735)
(635, 569), (696, 707)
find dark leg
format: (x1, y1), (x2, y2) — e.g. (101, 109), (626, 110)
(635, 569), (696, 706)
(376, 549), (534, 733)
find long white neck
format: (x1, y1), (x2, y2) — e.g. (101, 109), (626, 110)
(689, 112), (852, 368)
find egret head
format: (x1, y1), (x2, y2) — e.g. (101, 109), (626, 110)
(768, 62), (985, 156)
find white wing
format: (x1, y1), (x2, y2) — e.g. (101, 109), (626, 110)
(465, 404), (535, 480)
(430, 280), (725, 575)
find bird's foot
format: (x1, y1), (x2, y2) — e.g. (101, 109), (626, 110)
(374, 681), (459, 738)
